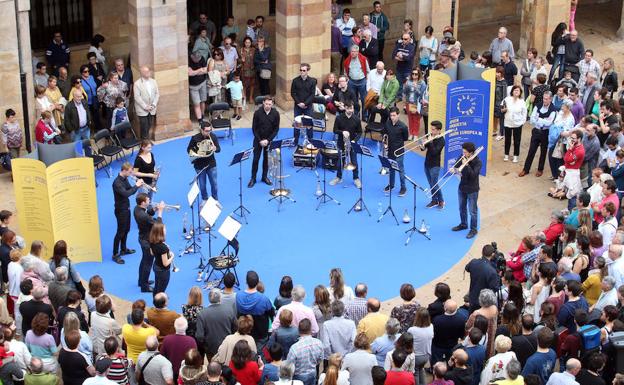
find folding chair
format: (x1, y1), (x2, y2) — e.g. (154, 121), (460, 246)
(82, 139), (109, 178)
(364, 113), (385, 144)
(92, 129), (123, 165)
(112, 121), (140, 158)
(208, 102), (233, 145)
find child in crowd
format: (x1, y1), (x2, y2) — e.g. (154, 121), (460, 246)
(35, 111), (61, 144)
(246, 19), (256, 41)
(600, 136), (620, 172)
(2, 109), (23, 159)
(548, 166), (567, 200)
(225, 73), (244, 120)
(556, 71), (578, 90)
(468, 51), (479, 68)
(111, 97), (129, 127)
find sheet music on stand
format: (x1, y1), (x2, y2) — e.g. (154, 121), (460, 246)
(302, 116), (325, 129)
(378, 155), (401, 172)
(309, 139), (335, 151)
(200, 197), (222, 227)
(353, 143), (373, 157)
(218, 216), (242, 241)
(187, 182), (200, 207)
(270, 137), (296, 151)
(229, 148), (253, 166)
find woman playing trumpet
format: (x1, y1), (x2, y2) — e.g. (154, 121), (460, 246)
(149, 222), (174, 295)
(133, 140), (159, 198)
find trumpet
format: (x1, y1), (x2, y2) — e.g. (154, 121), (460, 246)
(379, 134), (389, 175)
(164, 243), (180, 272)
(426, 146), (484, 198)
(394, 129), (456, 157)
(344, 139), (357, 171)
(142, 183), (158, 193)
(164, 203), (181, 211)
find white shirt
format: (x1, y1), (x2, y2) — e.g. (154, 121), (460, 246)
(598, 216), (618, 247)
(8, 339), (32, 372)
(366, 70), (386, 93)
(75, 101), (88, 127)
(594, 288), (618, 311)
(502, 96), (527, 127)
(328, 285), (355, 304)
(7, 261), (23, 297)
(83, 375), (119, 385)
(319, 370), (350, 385)
(606, 255), (624, 288)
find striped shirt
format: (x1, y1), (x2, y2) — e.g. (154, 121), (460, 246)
(345, 297), (368, 325)
(287, 335), (323, 376)
(103, 354), (129, 385)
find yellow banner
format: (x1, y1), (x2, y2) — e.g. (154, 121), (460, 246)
(12, 158), (102, 262)
(428, 70), (451, 131)
(481, 68), (496, 161)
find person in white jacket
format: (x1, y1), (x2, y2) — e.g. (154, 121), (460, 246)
(501, 85), (527, 163)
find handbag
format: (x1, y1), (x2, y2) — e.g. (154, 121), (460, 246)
(67, 260), (86, 299)
(552, 139), (564, 159)
(408, 103), (419, 114)
(137, 353), (159, 385)
(546, 51), (554, 65)
(259, 69), (272, 80)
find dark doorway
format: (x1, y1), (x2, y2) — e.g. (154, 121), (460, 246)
(187, 0), (232, 47)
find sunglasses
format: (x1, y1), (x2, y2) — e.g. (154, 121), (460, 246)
(411, 72), (419, 75)
(300, 69), (308, 72)
(82, 70), (89, 73)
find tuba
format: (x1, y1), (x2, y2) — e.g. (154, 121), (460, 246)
(268, 147), (281, 182)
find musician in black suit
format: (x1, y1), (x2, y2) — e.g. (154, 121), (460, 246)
(134, 193), (164, 293)
(187, 123), (221, 203)
(382, 107), (409, 197)
(330, 101), (361, 188)
(249, 96), (280, 188)
(451, 142), (482, 239)
(290, 63), (317, 144)
(112, 162), (143, 264)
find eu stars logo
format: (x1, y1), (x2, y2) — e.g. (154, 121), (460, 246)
(456, 94), (477, 116)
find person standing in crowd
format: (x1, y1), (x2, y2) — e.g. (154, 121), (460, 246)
(254, 15), (270, 42)
(382, 107), (408, 196)
(221, 16), (239, 40)
(35, 111), (61, 145)
(418, 26), (438, 72)
(331, 19), (343, 75)
(501, 50), (517, 86)
(422, 120), (445, 209)
(343, 45), (370, 120)
(188, 52), (208, 126)
(360, 14), (378, 39)
(114, 58), (133, 90)
(187, 123), (220, 203)
(392, 33), (415, 96)
(249, 96), (279, 188)
(254, 37), (272, 96)
(45, 32), (70, 75)
(336, 9), (356, 55)
(582, 73), (601, 115)
(34, 63), (49, 88)
(431, 300), (467, 366)
(359, 30), (378, 70)
(134, 66), (159, 139)
(519, 91), (557, 177)
(78, 65), (102, 133)
(403, 68), (426, 139)
(520, 48), (537, 99)
(133, 193), (164, 293)
(334, 75), (357, 116)
(600, 58), (618, 98)
(287, 319), (323, 385)
(568, 87), (585, 124)
(502, 85), (528, 163)
(290, 63), (317, 144)
(220, 37), (239, 82)
(564, 29), (584, 71)
(196, 288), (238, 361)
(489, 27), (515, 64)
(190, 13), (217, 43)
(239, 36), (256, 102)
(370, 1), (389, 62)
(451, 142), (482, 239)
(97, 72), (128, 128)
(136, 335), (174, 385)
(465, 245), (501, 311)
(112, 162), (143, 264)
(578, 49), (601, 93)
(236, 271), (275, 349)
(45, 76), (65, 128)
(87, 52), (106, 87)
(193, 27), (212, 63)
(330, 101), (362, 189)
(56, 66), (71, 98)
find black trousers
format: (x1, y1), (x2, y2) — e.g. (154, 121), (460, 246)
(139, 115), (156, 139)
(369, 106), (389, 124)
(89, 103), (103, 133)
(378, 38), (385, 62)
(336, 136), (359, 179)
(138, 239), (153, 289)
(257, 74), (270, 96)
(113, 208), (131, 256)
(251, 139), (270, 180)
(523, 128), (549, 173)
(504, 125), (522, 156)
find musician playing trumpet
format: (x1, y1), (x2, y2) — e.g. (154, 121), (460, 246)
(134, 193), (165, 293)
(451, 142), (482, 239)
(187, 123), (220, 203)
(382, 107), (409, 197)
(422, 121), (446, 209)
(112, 162), (144, 265)
(330, 101), (362, 188)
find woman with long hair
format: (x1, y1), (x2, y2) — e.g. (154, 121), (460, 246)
(577, 209), (593, 238)
(182, 286), (204, 340)
(133, 139), (159, 197)
(506, 281), (525, 313)
(390, 283), (420, 333)
(149, 223), (174, 295)
(501, 85), (527, 162)
(49, 240), (81, 290)
(318, 353), (350, 385)
(581, 256), (609, 306)
(496, 303), (521, 337)
(274, 276), (293, 310)
(229, 340), (263, 385)
(600, 58), (618, 99)
(536, 301), (558, 332)
(312, 285), (332, 337)
(407, 308), (433, 385)
(403, 68), (427, 139)
(239, 36), (256, 101)
(548, 22), (568, 82)
(328, 268), (354, 304)
(254, 37), (272, 96)
(530, 263), (555, 323)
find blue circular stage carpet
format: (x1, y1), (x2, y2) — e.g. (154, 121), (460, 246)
(76, 128), (477, 310)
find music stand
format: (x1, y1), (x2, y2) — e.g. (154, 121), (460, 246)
(269, 138), (296, 211)
(310, 139), (339, 210)
(204, 216), (242, 289)
(404, 174), (431, 244)
(184, 181), (203, 258)
(295, 116), (317, 173)
(230, 148), (253, 224)
(197, 197), (221, 279)
(377, 156), (400, 225)
(348, 142), (373, 216)
(188, 164), (212, 236)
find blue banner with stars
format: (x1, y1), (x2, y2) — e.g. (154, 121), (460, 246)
(444, 80), (490, 176)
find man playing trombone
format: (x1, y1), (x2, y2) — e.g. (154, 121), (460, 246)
(134, 193), (165, 293)
(112, 162), (144, 264)
(422, 121), (446, 209)
(451, 142), (482, 239)
(382, 107), (409, 196)
(330, 101), (362, 188)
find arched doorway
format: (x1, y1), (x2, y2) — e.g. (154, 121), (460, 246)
(187, 0), (233, 47)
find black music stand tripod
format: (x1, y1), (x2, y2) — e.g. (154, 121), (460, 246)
(404, 174), (431, 244)
(268, 138), (296, 212)
(377, 156), (400, 225)
(348, 142), (373, 216)
(310, 139), (339, 210)
(184, 176), (205, 267)
(230, 148), (253, 224)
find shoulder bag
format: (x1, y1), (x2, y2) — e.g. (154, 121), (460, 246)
(67, 259), (86, 299)
(137, 353), (159, 385)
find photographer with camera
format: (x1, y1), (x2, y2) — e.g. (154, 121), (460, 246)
(464, 244), (501, 312)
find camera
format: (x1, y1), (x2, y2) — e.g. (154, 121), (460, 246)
(490, 241), (507, 275)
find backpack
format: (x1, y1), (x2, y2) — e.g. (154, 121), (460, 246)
(578, 324), (601, 354)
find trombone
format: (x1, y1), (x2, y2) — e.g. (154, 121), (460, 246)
(394, 128), (457, 157)
(426, 146), (484, 198)
(163, 203), (181, 211)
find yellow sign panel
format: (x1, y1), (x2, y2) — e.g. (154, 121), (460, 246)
(428, 70), (451, 131)
(481, 68), (496, 161)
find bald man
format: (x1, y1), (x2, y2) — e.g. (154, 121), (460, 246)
(431, 300), (469, 366)
(545, 358), (581, 385)
(137, 335), (174, 385)
(133, 66), (160, 139)
(356, 298), (388, 342)
(63, 88), (92, 141)
(445, 349), (472, 385)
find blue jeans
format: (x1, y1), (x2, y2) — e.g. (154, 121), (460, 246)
(425, 166), (443, 203)
(459, 190), (479, 231)
(293, 105), (314, 144)
(153, 264), (171, 295)
(71, 126), (90, 141)
(196, 166), (218, 201)
(548, 53), (566, 81)
(294, 372), (316, 385)
(389, 155), (405, 189)
(348, 77), (367, 119)
(0, 153), (11, 171)
(396, 69), (410, 98)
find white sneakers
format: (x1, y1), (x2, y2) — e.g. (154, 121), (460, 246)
(513, 156), (518, 163)
(503, 155), (509, 162)
(329, 177), (342, 186)
(504, 155), (519, 162)
(354, 179), (362, 189)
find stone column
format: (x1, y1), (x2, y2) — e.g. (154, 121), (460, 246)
(519, 0), (570, 57)
(274, 0), (331, 110)
(128, 0), (192, 140)
(618, 0), (624, 39)
(411, 0), (459, 47)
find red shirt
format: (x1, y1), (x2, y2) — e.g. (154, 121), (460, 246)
(506, 255), (526, 282)
(564, 143), (585, 169)
(385, 370), (415, 385)
(595, 193), (620, 223)
(35, 119), (55, 144)
(542, 222), (564, 246)
(229, 361), (261, 385)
